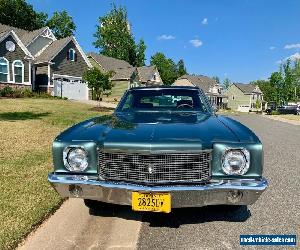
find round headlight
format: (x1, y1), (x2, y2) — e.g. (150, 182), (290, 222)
(63, 147), (88, 172)
(222, 149), (250, 175)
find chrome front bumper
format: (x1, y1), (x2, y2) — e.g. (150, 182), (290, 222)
(48, 173), (268, 208)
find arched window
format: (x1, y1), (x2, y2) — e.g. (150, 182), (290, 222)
(0, 57), (9, 82)
(13, 60), (24, 83)
(68, 48), (76, 61)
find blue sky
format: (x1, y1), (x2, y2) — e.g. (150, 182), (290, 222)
(28, 0), (300, 83)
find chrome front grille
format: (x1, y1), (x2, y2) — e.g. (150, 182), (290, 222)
(98, 151), (211, 184)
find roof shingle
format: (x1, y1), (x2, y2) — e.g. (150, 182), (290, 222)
(34, 36), (72, 63)
(0, 23), (46, 45)
(88, 52), (132, 71)
(233, 83), (261, 94)
(111, 67), (136, 80)
(175, 74), (217, 92)
(137, 65), (158, 83)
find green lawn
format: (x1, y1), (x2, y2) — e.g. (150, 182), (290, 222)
(0, 98), (113, 249)
(275, 114), (300, 121)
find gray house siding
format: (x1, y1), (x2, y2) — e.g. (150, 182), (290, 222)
(51, 40), (88, 79)
(27, 36), (52, 57)
(0, 35), (30, 84)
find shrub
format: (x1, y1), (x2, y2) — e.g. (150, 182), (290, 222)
(22, 88), (34, 98)
(272, 110), (280, 115)
(11, 89), (23, 98)
(0, 87), (68, 99)
(0, 86), (14, 97)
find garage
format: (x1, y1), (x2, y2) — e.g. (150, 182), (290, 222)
(237, 105), (250, 112)
(53, 75), (89, 100)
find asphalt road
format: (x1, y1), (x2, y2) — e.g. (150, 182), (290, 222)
(19, 115), (300, 250)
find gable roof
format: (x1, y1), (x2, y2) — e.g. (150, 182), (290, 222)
(21, 27), (50, 46)
(0, 23), (51, 46)
(0, 23), (91, 68)
(233, 83), (262, 94)
(0, 29), (33, 58)
(137, 65), (159, 83)
(34, 36), (92, 67)
(34, 36), (72, 63)
(111, 67), (136, 80)
(176, 74), (217, 92)
(87, 52), (132, 71)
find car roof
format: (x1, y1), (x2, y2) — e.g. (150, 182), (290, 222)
(129, 86), (200, 91)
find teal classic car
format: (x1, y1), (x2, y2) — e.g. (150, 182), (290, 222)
(49, 86), (268, 213)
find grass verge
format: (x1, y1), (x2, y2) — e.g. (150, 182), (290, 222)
(0, 98), (112, 249)
(274, 114), (300, 121)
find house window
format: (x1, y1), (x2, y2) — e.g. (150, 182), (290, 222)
(0, 57), (9, 82)
(68, 49), (76, 61)
(232, 95), (235, 100)
(13, 60), (24, 83)
(153, 73), (157, 81)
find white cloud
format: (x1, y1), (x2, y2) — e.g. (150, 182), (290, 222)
(189, 39), (203, 48)
(269, 46), (276, 50)
(276, 52), (300, 64)
(201, 18), (208, 25)
(288, 52), (300, 61)
(284, 43), (300, 49)
(157, 34), (175, 40)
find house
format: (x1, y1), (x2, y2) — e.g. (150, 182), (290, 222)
(227, 83), (264, 112)
(87, 52), (162, 100)
(173, 74), (227, 108)
(137, 65), (162, 86)
(0, 23), (92, 100)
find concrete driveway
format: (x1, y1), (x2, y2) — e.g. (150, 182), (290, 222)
(18, 114), (300, 250)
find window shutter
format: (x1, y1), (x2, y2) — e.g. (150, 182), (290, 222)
(75, 52), (78, 62)
(67, 51), (69, 60)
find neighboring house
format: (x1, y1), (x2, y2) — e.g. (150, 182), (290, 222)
(0, 23), (92, 100)
(87, 52), (162, 100)
(227, 83), (264, 112)
(137, 65), (162, 86)
(173, 74), (227, 108)
(87, 52), (139, 98)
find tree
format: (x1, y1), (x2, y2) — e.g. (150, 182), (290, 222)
(93, 5), (138, 65)
(177, 59), (187, 77)
(82, 67), (114, 104)
(0, 0), (47, 30)
(269, 71), (284, 105)
(251, 79), (275, 103)
(293, 59), (300, 100)
(223, 78), (231, 90)
(212, 76), (220, 84)
(135, 39), (146, 67)
(150, 52), (178, 85)
(47, 11), (76, 39)
(281, 60), (296, 103)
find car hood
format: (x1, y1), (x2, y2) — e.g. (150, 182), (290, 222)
(56, 112), (259, 152)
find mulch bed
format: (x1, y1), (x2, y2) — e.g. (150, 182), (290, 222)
(89, 106), (115, 112)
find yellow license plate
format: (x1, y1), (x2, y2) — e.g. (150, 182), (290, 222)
(132, 192), (171, 213)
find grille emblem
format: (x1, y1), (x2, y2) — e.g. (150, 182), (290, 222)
(148, 164), (154, 174)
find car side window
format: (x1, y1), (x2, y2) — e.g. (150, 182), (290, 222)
(122, 93), (133, 110)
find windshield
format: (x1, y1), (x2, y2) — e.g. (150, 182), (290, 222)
(117, 88), (212, 113)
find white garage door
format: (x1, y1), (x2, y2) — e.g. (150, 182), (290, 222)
(53, 78), (88, 100)
(237, 105), (250, 112)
